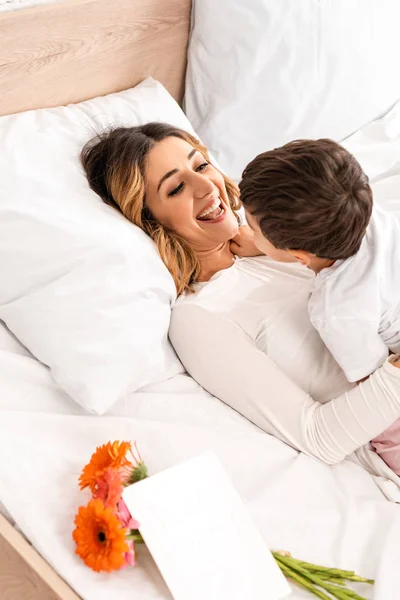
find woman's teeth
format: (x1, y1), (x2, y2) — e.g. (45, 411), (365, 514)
(197, 199), (224, 221)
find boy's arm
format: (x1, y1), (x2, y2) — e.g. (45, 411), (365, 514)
(313, 317), (389, 382)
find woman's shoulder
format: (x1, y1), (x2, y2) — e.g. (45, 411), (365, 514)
(173, 256), (260, 312)
(175, 256), (312, 310)
(174, 259), (243, 310)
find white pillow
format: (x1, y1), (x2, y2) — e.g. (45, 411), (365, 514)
(0, 78), (196, 414)
(185, 0), (400, 180)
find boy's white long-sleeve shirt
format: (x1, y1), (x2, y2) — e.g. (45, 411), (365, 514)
(309, 204), (400, 383)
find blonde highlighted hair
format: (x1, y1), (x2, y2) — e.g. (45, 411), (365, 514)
(81, 122), (240, 294)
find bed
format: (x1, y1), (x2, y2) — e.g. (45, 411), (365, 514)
(1, 1), (400, 600)
(0, 0), (191, 597)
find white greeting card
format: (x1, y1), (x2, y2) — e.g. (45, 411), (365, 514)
(123, 451), (291, 600)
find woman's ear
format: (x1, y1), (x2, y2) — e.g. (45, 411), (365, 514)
(287, 249), (313, 267)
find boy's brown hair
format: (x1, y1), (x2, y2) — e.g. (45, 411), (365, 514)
(239, 139), (373, 259)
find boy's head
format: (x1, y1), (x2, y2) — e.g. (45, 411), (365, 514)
(239, 139), (373, 271)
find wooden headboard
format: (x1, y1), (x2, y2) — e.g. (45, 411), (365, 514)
(0, 0), (191, 117)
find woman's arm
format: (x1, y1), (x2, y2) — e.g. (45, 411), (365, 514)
(170, 304), (400, 465)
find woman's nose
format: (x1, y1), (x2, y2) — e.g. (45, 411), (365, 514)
(193, 172), (216, 198)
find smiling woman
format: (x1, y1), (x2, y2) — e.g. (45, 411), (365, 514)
(144, 135), (239, 244)
(81, 122), (240, 293)
(81, 120), (400, 484)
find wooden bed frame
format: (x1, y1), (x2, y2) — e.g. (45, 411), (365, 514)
(0, 0), (191, 597)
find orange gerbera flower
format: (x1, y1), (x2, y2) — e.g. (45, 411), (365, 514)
(79, 441), (132, 492)
(73, 499), (129, 572)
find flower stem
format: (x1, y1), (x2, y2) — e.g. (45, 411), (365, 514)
(272, 553), (373, 585)
(277, 561), (333, 600)
(296, 559), (373, 584)
(126, 529), (144, 543)
(274, 554), (370, 600)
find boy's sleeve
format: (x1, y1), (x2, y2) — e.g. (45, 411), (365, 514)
(312, 317), (389, 382)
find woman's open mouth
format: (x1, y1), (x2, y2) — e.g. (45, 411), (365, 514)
(196, 197), (226, 223)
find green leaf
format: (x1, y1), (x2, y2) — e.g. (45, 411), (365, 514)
(127, 462), (149, 485)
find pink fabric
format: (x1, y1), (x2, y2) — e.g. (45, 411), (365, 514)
(372, 418), (400, 475)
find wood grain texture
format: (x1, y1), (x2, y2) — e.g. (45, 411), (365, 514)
(0, 0), (191, 116)
(0, 513), (80, 599)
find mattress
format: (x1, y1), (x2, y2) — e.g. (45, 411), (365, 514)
(3, 102), (400, 599)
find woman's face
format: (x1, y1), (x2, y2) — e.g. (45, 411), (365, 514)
(145, 136), (239, 251)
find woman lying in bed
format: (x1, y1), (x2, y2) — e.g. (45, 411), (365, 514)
(81, 122), (400, 480)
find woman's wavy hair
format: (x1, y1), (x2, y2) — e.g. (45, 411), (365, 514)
(81, 122), (240, 294)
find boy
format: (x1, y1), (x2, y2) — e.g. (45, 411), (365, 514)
(235, 139), (400, 473)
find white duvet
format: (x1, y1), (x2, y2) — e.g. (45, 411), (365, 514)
(2, 104), (400, 599)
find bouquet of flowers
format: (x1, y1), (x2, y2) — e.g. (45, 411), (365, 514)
(73, 440), (373, 599)
(73, 441), (146, 572)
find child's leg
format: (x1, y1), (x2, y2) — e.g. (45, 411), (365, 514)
(372, 419), (400, 475)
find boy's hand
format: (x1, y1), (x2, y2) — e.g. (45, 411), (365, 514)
(230, 225), (264, 257)
(390, 354), (400, 369)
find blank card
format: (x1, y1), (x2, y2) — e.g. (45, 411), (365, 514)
(123, 451), (291, 600)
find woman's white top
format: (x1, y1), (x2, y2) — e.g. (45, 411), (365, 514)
(170, 257), (400, 488)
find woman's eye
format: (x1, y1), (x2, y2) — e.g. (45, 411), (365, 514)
(167, 162), (209, 196)
(168, 182), (184, 197)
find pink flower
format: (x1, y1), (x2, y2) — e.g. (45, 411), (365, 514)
(93, 468), (123, 509)
(117, 497), (139, 530)
(116, 498), (139, 568)
(124, 539), (136, 567)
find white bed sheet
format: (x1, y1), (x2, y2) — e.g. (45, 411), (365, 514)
(3, 101), (400, 599)
(1, 304), (400, 599)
